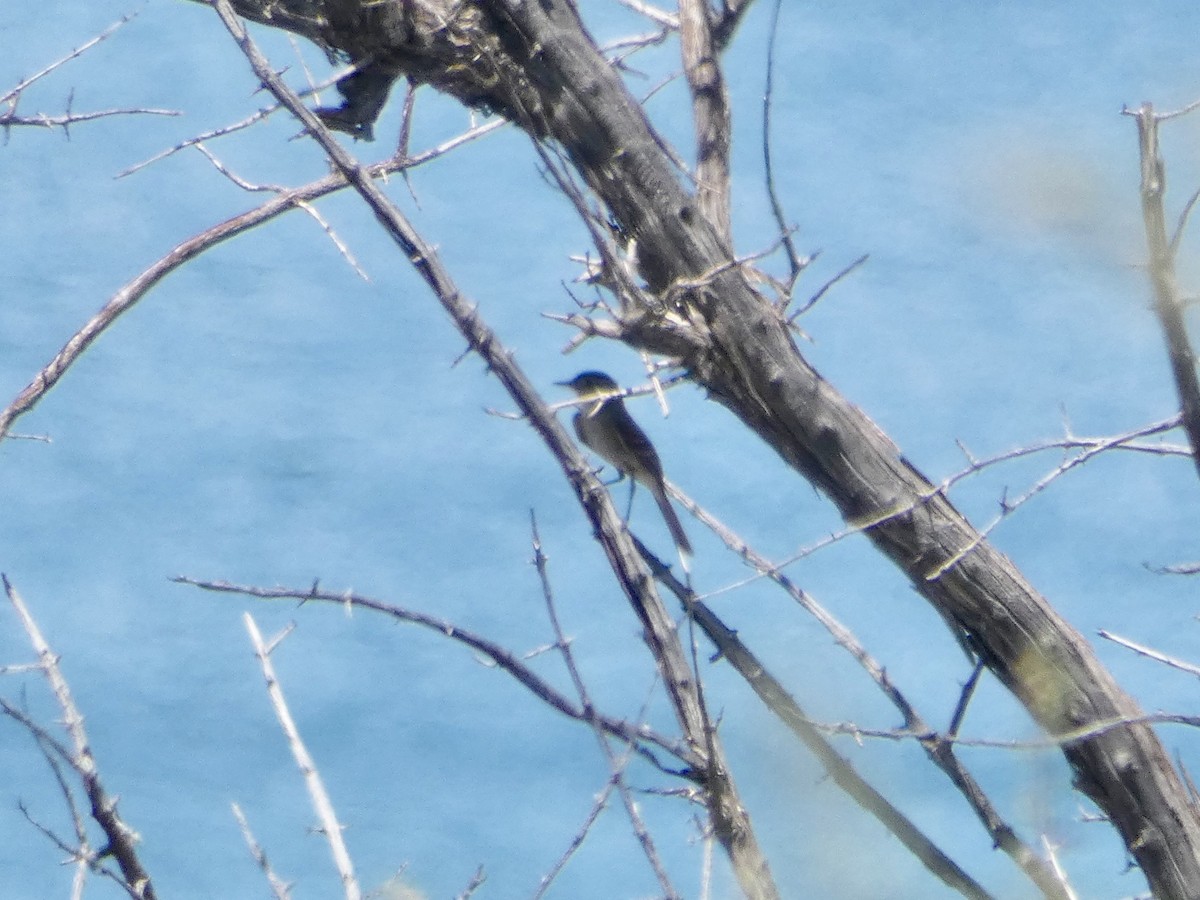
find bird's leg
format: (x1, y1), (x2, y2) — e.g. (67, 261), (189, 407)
(598, 469), (626, 489)
(593, 468), (636, 521)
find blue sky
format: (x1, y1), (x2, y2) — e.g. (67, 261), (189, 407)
(4, 2), (1200, 897)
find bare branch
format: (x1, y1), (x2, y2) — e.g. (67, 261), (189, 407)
(453, 865), (487, 900)
(634, 539), (1000, 900)
(1150, 560), (1200, 574)
(117, 65), (369, 178)
(174, 577), (697, 770)
(1, 15), (132, 104)
(532, 772), (631, 900)
(788, 253), (869, 321)
(760, 0), (806, 286)
(925, 416), (1184, 580)
(0, 118), (500, 443)
(700, 414), (1183, 601)
(0, 106), (179, 132)
(1125, 102), (1200, 482)
(231, 803), (292, 900)
(817, 711), (1200, 752)
(529, 514), (679, 899)
(1099, 629), (1200, 679)
(187, 16), (784, 891)
(679, 0), (732, 243)
(616, 0), (679, 30)
(243, 613), (361, 900)
(2, 574), (156, 899)
(652, 494), (1071, 898)
(1040, 835), (1079, 900)
(1169, 186), (1200, 258)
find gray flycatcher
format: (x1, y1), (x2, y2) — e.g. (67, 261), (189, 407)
(558, 371), (692, 557)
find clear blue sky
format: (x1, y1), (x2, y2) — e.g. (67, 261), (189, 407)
(4, 2), (1200, 897)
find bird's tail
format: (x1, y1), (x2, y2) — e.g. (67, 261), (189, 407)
(652, 482), (692, 558)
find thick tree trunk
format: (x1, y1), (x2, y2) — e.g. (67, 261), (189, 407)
(217, 0), (1200, 894)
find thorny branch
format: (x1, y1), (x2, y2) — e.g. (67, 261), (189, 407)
(1124, 101), (1200, 482)
(633, 539), (999, 900)
(700, 414), (1183, 603)
(174, 576), (698, 771)
(1, 575), (156, 899)
(0, 118), (501, 443)
(243, 614), (361, 900)
(528, 514), (679, 898)
(1, 16), (178, 137)
(649, 489), (1073, 898)
(198, 7), (781, 895)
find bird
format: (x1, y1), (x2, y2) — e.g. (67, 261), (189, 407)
(557, 371), (692, 557)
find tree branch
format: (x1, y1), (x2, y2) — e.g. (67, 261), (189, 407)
(1124, 102), (1200, 483)
(201, 6), (781, 894)
(2, 575), (156, 900)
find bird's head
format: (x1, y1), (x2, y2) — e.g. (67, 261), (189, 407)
(556, 371), (620, 398)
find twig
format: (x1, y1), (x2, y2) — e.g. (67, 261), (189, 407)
(232, 803), (292, 900)
(193, 141), (284, 192)
(1, 16), (133, 105)
(616, 0), (679, 30)
(1151, 560), (1200, 574)
(926, 417), (1184, 579)
(1098, 629), (1200, 678)
(635, 541), (999, 900)
(788, 253), (868, 321)
(529, 513), (679, 899)
(1123, 102), (1200, 482)
(175, 576), (696, 770)
(0, 118), (501, 442)
(2, 574), (156, 899)
(948, 660), (985, 738)
(533, 773), (623, 900)
(814, 711), (1200, 751)
(1040, 835), (1079, 900)
(243, 613), (361, 900)
(117, 68), (360, 178)
(1169, 186), (1200, 258)
(760, 0), (805, 286)
(16, 737), (92, 900)
(0, 107), (179, 132)
(698, 415), (1184, 602)
(453, 865), (487, 900)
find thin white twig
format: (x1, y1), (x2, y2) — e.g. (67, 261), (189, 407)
(1099, 629), (1200, 678)
(1040, 835), (1079, 900)
(3, 575), (155, 898)
(232, 802), (292, 900)
(243, 613), (361, 900)
(1, 15), (134, 105)
(295, 200), (370, 281)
